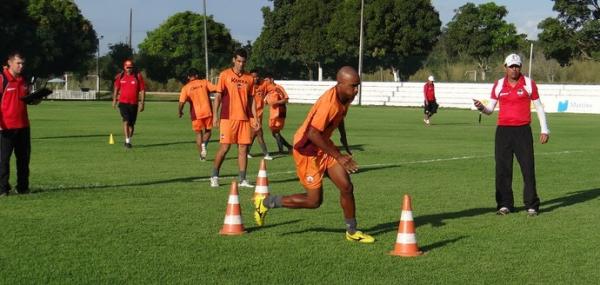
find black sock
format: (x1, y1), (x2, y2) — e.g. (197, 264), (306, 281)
(263, 195), (282, 208)
(238, 170), (246, 182)
(345, 218), (357, 234)
(211, 168), (219, 177)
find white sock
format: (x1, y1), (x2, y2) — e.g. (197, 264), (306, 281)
(125, 138), (131, 143)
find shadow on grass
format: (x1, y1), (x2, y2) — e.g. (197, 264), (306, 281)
(540, 188), (600, 213)
(33, 134), (107, 140)
(32, 176), (209, 192)
(280, 227), (345, 236)
(245, 219), (302, 233)
(368, 207), (494, 236)
(420, 236), (468, 253)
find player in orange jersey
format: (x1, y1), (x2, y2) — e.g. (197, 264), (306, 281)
(264, 74), (293, 154)
(246, 69), (272, 160)
(210, 49), (259, 188)
(253, 66), (375, 243)
(178, 68), (216, 161)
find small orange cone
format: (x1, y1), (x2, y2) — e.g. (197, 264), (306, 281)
(253, 159), (270, 200)
(390, 194), (423, 257)
(219, 181), (246, 235)
(109, 133), (115, 144)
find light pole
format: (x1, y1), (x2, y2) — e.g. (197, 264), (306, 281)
(203, 0), (209, 80)
(357, 0), (364, 106)
(96, 35), (103, 92)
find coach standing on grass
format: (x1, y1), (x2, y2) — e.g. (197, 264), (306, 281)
(473, 53), (550, 217)
(0, 52), (41, 196)
(112, 60), (145, 149)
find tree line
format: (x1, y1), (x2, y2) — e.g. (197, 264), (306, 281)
(1, 0), (598, 87)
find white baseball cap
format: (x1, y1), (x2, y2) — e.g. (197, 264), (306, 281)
(428, 75), (434, 82)
(504, 54), (522, 66)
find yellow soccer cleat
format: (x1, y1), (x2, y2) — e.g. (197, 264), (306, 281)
(253, 196), (269, 226)
(345, 231), (375, 244)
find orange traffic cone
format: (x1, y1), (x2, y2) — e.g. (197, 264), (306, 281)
(253, 159), (270, 200)
(390, 194), (423, 257)
(219, 181), (246, 235)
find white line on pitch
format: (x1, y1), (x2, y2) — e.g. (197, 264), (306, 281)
(193, 150), (581, 182)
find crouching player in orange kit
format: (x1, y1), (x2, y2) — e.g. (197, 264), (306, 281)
(253, 66), (374, 243)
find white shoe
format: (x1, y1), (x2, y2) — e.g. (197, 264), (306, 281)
(239, 180), (255, 188)
(424, 119), (430, 125)
(200, 149), (207, 160)
(263, 154), (273, 160)
(210, 176), (219, 187)
(247, 154), (253, 159)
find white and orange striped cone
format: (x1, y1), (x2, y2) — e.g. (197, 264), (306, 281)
(390, 194), (423, 257)
(253, 159), (270, 200)
(219, 181), (246, 235)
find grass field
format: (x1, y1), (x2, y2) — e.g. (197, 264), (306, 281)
(1, 101), (599, 284)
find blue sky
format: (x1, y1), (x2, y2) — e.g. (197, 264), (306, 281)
(73, 0), (557, 55)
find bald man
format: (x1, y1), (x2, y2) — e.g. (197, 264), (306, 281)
(253, 66), (374, 243)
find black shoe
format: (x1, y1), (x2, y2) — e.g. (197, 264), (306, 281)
(124, 143), (132, 149)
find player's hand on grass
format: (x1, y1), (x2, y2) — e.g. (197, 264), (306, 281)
(337, 155), (358, 174)
(540, 133), (549, 144)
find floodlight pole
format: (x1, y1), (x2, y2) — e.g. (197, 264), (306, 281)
(203, 0), (210, 80)
(129, 8), (133, 49)
(96, 35), (103, 92)
(528, 42), (533, 78)
(357, 0), (364, 106)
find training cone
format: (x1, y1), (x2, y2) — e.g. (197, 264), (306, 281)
(390, 194), (423, 257)
(108, 133), (115, 144)
(253, 159), (270, 200)
(219, 181), (246, 235)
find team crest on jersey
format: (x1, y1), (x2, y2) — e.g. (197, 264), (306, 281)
(306, 176), (314, 183)
(517, 89), (524, 96)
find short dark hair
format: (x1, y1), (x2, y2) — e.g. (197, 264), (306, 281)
(7, 51), (24, 61)
(263, 72), (274, 79)
(233, 48), (248, 59)
(187, 68), (200, 77)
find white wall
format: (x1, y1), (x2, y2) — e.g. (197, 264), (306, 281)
(279, 80), (600, 114)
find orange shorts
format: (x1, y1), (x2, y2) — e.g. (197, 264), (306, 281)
(269, 118), (285, 131)
(192, 117), (212, 132)
(219, 119), (252, 144)
(293, 149), (337, 190)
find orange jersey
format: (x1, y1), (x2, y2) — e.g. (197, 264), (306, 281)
(216, 68), (254, 121)
(293, 87), (348, 156)
(266, 83), (289, 120)
(253, 80), (269, 119)
(179, 79), (216, 119)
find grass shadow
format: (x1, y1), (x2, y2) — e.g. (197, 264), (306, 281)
(245, 219), (302, 233)
(32, 176), (207, 192)
(368, 207), (493, 236)
(33, 134), (107, 140)
(540, 188), (600, 213)
(419, 236), (468, 253)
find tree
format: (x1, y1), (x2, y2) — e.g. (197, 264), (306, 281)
(1, 0), (98, 78)
(444, 2), (525, 81)
(99, 43), (133, 83)
(363, 0), (441, 80)
(137, 11), (239, 83)
(251, 0), (339, 79)
(252, 0), (441, 80)
(538, 0), (600, 65)
(27, 0), (98, 77)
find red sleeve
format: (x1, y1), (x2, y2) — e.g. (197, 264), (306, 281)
(529, 79), (539, 100)
(113, 74), (121, 90)
(137, 73), (145, 91)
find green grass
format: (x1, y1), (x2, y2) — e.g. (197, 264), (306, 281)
(1, 101), (599, 284)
